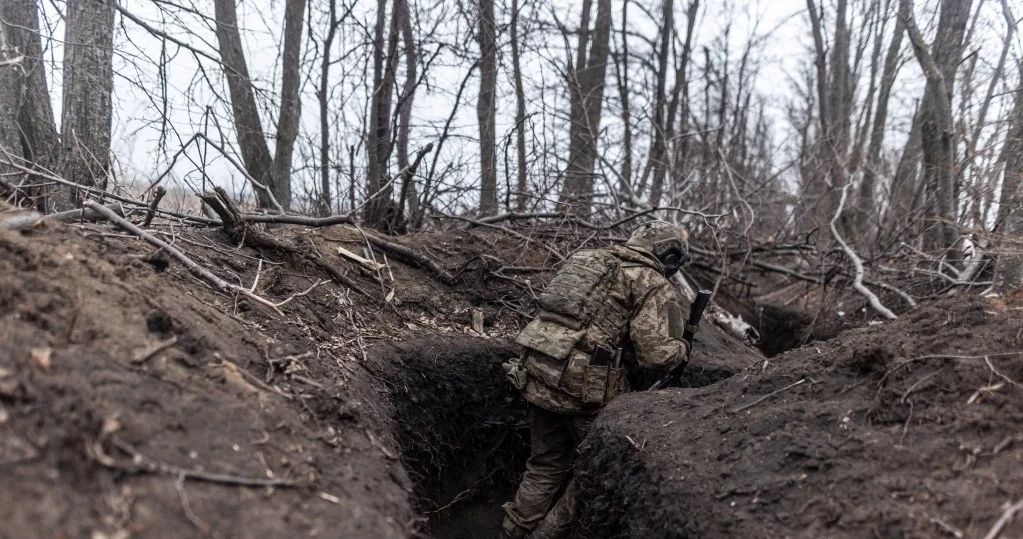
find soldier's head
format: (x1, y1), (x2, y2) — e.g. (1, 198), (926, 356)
(626, 220), (690, 277)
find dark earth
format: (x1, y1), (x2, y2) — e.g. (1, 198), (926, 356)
(1, 210), (1021, 538)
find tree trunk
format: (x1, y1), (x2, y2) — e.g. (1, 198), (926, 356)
(318, 0), (341, 216)
(901, 0), (971, 251)
(510, 0), (529, 211)
(559, 0), (612, 216)
(214, 0), (274, 209)
(476, 0), (498, 216)
(0, 0), (59, 211)
(268, 0), (307, 210)
(991, 64), (1023, 296)
(647, 0), (674, 209)
(58, 0), (115, 211)
(855, 9), (904, 240)
(612, 0), (633, 206)
(395, 0), (420, 227)
(364, 0), (400, 228)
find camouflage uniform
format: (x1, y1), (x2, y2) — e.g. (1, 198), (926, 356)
(501, 223), (691, 539)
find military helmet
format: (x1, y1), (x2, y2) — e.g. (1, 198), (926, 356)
(626, 220), (690, 277)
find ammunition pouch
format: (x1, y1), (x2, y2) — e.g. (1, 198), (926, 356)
(581, 364), (627, 404)
(503, 358), (528, 390)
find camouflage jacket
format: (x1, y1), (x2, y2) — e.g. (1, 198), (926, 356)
(517, 245), (690, 414)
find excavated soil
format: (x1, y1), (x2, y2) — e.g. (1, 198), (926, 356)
(574, 296), (1023, 538)
(3, 210), (1022, 539)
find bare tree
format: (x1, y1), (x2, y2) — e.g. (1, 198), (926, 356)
(510, 0), (529, 211)
(214, 0), (307, 210)
(365, 0), (400, 228)
(897, 0), (972, 250)
(270, 0), (308, 210)
(559, 0), (613, 216)
(476, 0), (498, 216)
(58, 0), (116, 211)
(990, 61), (1023, 296)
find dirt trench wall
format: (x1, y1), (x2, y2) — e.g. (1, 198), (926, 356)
(367, 334), (529, 536)
(572, 297), (1023, 539)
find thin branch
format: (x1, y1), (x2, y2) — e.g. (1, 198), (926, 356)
(831, 184), (898, 319)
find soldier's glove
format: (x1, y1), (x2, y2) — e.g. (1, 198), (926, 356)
(502, 358), (528, 390)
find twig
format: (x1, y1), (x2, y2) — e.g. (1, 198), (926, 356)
(91, 438), (297, 488)
(131, 336), (179, 364)
(982, 497), (1023, 539)
(143, 187), (167, 228)
(83, 201), (285, 315)
(831, 184), (897, 320)
(175, 473), (221, 538)
(930, 516), (964, 538)
(732, 378), (807, 413)
(273, 279), (328, 308)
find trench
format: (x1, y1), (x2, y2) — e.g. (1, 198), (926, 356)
(370, 334), (528, 538)
(371, 332), (750, 539)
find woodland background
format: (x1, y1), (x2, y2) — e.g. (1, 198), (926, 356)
(1, 0), (1022, 300)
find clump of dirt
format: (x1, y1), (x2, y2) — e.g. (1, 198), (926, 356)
(573, 295), (1023, 538)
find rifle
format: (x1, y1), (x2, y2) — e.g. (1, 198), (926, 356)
(649, 289), (712, 390)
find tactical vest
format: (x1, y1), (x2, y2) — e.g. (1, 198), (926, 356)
(515, 247), (662, 406)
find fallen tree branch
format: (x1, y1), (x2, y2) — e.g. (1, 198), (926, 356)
(83, 200), (285, 315)
(983, 496), (1023, 539)
(831, 184), (897, 319)
(90, 437), (296, 488)
(199, 188), (371, 298)
(732, 378), (807, 413)
(48, 203), (126, 223)
(361, 231), (458, 285)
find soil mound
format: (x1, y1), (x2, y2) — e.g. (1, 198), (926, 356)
(575, 296), (1023, 538)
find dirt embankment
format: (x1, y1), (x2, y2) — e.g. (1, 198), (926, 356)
(574, 296), (1023, 538)
(0, 217), (552, 538)
(6, 211), (1020, 539)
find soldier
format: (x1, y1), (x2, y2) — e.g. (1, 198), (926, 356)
(499, 220), (693, 539)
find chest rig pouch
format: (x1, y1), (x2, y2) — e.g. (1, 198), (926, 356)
(515, 250), (628, 403)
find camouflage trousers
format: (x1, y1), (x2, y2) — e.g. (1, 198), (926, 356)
(501, 406), (596, 539)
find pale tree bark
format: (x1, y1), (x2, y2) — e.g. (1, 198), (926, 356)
(476, 0), (498, 216)
(559, 0), (612, 216)
(990, 64), (1023, 296)
(214, 0), (274, 208)
(58, 0), (115, 211)
(900, 0), (971, 251)
(269, 0), (307, 210)
(510, 0), (529, 211)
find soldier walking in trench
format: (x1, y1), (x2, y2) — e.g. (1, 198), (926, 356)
(500, 221), (694, 539)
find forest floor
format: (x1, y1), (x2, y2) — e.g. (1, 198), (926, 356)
(1, 208), (1022, 539)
